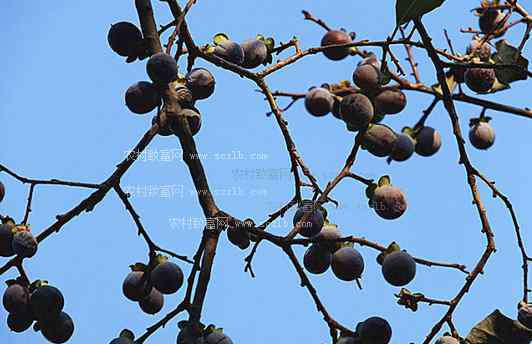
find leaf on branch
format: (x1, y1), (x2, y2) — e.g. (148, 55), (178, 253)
(395, 288), (425, 312)
(465, 310), (532, 344)
(432, 72), (457, 96)
(395, 0), (446, 25)
(493, 39), (529, 84)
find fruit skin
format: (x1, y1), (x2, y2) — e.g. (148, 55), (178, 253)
(415, 126), (442, 157)
(108, 22), (143, 58)
(305, 87), (334, 117)
(40, 311), (74, 344)
(435, 335), (460, 344)
(390, 134), (415, 162)
(31, 285), (64, 322)
(339, 93), (374, 130)
(314, 224), (342, 252)
(361, 124), (397, 157)
(139, 288), (164, 314)
(467, 39), (492, 61)
(7, 310), (34, 332)
(122, 271), (152, 302)
(214, 40), (245, 65)
(0, 222), (15, 257)
(337, 337), (358, 344)
(185, 68), (216, 100)
(125, 81), (161, 114)
(331, 97), (343, 119)
(110, 338), (134, 344)
(464, 68), (496, 93)
(479, 8), (505, 34)
(204, 332), (233, 344)
(353, 64), (382, 91)
(303, 244), (332, 274)
(374, 89), (407, 115)
(146, 53), (178, 84)
(469, 122), (495, 150)
(151, 261), (184, 295)
(518, 304), (532, 329)
(382, 251), (416, 286)
(3, 283), (30, 314)
(321, 30), (352, 61)
(372, 185), (407, 220)
(0, 181), (4, 203)
(241, 39), (268, 68)
(293, 201), (325, 238)
(359, 316), (392, 344)
(12, 230), (38, 258)
(170, 108), (202, 136)
(331, 247), (364, 281)
(227, 224), (251, 250)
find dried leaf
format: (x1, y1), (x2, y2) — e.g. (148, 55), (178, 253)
(465, 310), (532, 344)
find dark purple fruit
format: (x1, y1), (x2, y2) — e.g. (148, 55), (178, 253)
(30, 285), (64, 322)
(7, 310), (33, 333)
(374, 89), (407, 115)
(214, 40), (244, 65)
(469, 121), (495, 150)
(139, 288), (164, 314)
(353, 64), (382, 91)
(314, 224), (342, 252)
(125, 81), (161, 114)
(0, 181), (4, 203)
(0, 222), (15, 257)
(321, 30), (352, 61)
(303, 244), (332, 274)
(382, 251), (416, 286)
(3, 283), (30, 314)
(122, 271), (152, 302)
(146, 53), (178, 84)
(464, 68), (496, 93)
(293, 201), (324, 238)
(205, 332), (233, 344)
(227, 224), (251, 250)
(331, 97), (343, 119)
(518, 304), (532, 329)
(12, 230), (38, 258)
(390, 134), (415, 162)
(361, 124), (397, 157)
(108, 22), (143, 58)
(110, 337), (134, 344)
(415, 126), (441, 157)
(339, 93), (374, 130)
(372, 185), (407, 220)
(40, 311), (74, 343)
(359, 316), (392, 344)
(467, 39), (492, 61)
(241, 39), (268, 68)
(479, 8), (506, 34)
(305, 87), (334, 117)
(185, 68), (215, 100)
(331, 247), (364, 281)
(338, 337), (357, 344)
(151, 261), (184, 295)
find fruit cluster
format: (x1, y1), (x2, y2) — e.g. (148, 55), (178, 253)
(0, 218), (38, 258)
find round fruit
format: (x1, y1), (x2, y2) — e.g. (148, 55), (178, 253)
(227, 225), (251, 250)
(321, 30), (352, 61)
(382, 251), (416, 286)
(0, 222), (15, 257)
(0, 181), (5, 203)
(374, 89), (407, 115)
(185, 68), (216, 100)
(331, 97), (343, 119)
(110, 337), (134, 344)
(293, 201), (325, 238)
(40, 311), (74, 344)
(518, 303), (532, 329)
(12, 230), (38, 258)
(359, 316), (392, 344)
(125, 81), (161, 114)
(331, 247), (364, 281)
(435, 336), (460, 344)
(108, 22), (143, 58)
(337, 337), (357, 344)
(305, 87), (334, 117)
(314, 224), (342, 252)
(372, 185), (407, 220)
(361, 124), (397, 157)
(479, 8), (506, 34)
(7, 310), (34, 333)
(146, 53), (178, 84)
(122, 271), (152, 302)
(241, 39), (268, 68)
(339, 93), (374, 130)
(390, 134), (415, 162)
(205, 332), (233, 344)
(152, 116), (173, 136)
(464, 68), (496, 93)
(467, 39), (492, 61)
(303, 244), (332, 274)
(3, 283), (30, 314)
(415, 126), (442, 157)
(30, 285), (64, 322)
(139, 288), (164, 314)
(353, 64), (382, 91)
(469, 121), (495, 150)
(151, 261), (184, 295)
(214, 40), (245, 65)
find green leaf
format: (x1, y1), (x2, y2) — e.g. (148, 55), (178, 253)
(466, 310), (532, 344)
(432, 72), (457, 96)
(396, 0), (446, 25)
(264, 37), (275, 52)
(213, 33), (229, 46)
(129, 263), (147, 272)
(378, 175), (391, 187)
(493, 39), (529, 84)
(376, 242), (402, 265)
(365, 183), (378, 199)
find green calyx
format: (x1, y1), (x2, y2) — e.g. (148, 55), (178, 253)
(376, 241), (402, 265)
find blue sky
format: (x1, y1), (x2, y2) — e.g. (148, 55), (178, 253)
(1, 1), (532, 343)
